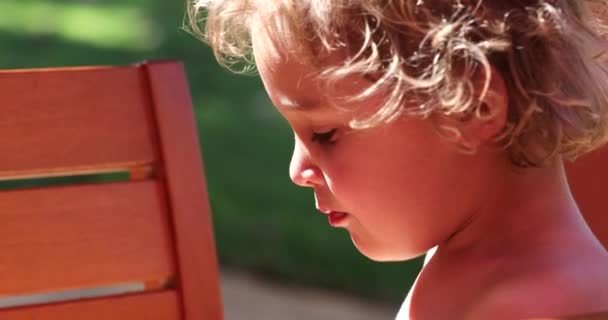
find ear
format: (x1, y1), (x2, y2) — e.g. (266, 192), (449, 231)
(472, 67), (509, 144)
(434, 66), (509, 153)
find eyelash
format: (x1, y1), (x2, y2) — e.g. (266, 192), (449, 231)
(311, 129), (337, 146)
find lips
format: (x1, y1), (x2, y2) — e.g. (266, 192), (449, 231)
(328, 211), (349, 227)
(317, 207), (349, 227)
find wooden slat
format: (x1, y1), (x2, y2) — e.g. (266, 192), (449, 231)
(565, 147), (608, 249)
(0, 181), (175, 296)
(146, 61), (224, 320)
(0, 283), (147, 309)
(0, 66), (159, 179)
(0, 291), (181, 320)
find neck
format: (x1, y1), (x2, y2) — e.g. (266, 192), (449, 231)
(436, 158), (602, 260)
(400, 158), (607, 320)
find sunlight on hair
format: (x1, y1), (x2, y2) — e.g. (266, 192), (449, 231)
(191, 0), (608, 167)
(0, 0), (163, 52)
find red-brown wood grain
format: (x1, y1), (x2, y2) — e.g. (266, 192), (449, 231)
(145, 61), (223, 320)
(0, 66), (159, 180)
(2, 291), (181, 320)
(0, 61), (223, 319)
(0, 181), (175, 296)
(565, 147), (608, 249)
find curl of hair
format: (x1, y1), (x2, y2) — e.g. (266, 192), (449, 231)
(189, 0), (608, 167)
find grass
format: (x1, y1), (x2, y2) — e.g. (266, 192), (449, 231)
(0, 0), (161, 51)
(1, 0), (423, 304)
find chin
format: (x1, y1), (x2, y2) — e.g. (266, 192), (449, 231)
(351, 234), (426, 262)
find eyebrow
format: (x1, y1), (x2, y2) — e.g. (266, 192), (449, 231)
(277, 95), (321, 111)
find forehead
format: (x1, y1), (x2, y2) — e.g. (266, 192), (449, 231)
(251, 21), (323, 110)
(250, 15), (375, 115)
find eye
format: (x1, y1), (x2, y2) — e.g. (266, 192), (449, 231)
(311, 128), (338, 145)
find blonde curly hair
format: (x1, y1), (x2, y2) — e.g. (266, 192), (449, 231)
(188, 0), (608, 167)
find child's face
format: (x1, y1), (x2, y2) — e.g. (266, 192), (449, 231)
(252, 26), (492, 261)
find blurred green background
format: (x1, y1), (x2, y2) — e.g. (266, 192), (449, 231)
(1, 0), (422, 304)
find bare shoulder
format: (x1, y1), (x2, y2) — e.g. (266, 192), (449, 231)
(468, 256), (608, 320)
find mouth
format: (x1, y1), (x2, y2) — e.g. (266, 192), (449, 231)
(328, 211), (349, 227)
(317, 208), (350, 227)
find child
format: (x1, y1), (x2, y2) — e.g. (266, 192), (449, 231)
(189, 0), (608, 319)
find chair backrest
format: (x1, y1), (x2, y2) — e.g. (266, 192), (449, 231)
(566, 147), (608, 250)
(581, 0), (608, 249)
(0, 61), (223, 320)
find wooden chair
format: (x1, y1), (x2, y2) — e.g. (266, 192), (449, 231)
(566, 147), (608, 250)
(0, 61), (223, 319)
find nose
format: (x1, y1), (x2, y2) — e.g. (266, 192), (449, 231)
(289, 138), (324, 188)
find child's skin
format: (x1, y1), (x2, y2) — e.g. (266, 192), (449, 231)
(250, 12), (608, 320)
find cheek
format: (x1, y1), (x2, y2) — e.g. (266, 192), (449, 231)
(332, 160), (436, 214)
(325, 123), (476, 233)
(323, 139), (429, 214)
(326, 124), (446, 198)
